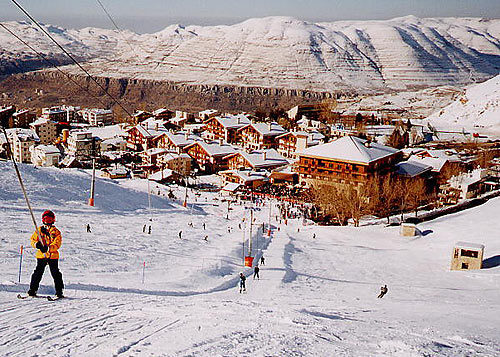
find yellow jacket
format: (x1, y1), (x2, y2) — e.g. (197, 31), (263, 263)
(30, 225), (62, 259)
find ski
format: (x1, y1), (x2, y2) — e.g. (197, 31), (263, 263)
(17, 293), (48, 300)
(47, 295), (64, 301)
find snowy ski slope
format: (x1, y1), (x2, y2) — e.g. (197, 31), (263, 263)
(0, 161), (499, 356)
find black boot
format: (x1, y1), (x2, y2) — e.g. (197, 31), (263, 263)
(27, 290), (37, 297)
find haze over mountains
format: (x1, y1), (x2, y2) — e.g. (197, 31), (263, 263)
(1, 16), (499, 92)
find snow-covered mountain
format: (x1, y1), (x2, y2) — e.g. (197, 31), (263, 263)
(1, 16), (499, 91)
(425, 74), (500, 134)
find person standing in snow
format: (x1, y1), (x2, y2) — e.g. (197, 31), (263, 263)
(86, 224), (91, 233)
(27, 210), (64, 298)
(260, 256), (265, 265)
(143, 224), (146, 233)
(313, 233), (316, 239)
(378, 285), (388, 298)
(253, 265), (260, 280)
(178, 230), (182, 239)
(239, 272), (246, 293)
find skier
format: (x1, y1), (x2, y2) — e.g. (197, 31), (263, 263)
(148, 225), (152, 234)
(178, 230), (182, 239)
(203, 235), (208, 241)
(260, 256), (265, 265)
(253, 265), (260, 280)
(143, 224), (146, 233)
(239, 272), (246, 293)
(27, 210), (64, 298)
(203, 223), (206, 230)
(313, 233), (316, 239)
(86, 224), (91, 233)
(378, 285), (388, 298)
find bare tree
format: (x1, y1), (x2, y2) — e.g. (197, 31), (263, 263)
(318, 98), (338, 124)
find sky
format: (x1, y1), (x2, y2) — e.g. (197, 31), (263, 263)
(1, 0), (499, 33)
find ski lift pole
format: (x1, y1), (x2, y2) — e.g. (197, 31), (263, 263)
(147, 178), (152, 221)
(267, 199), (272, 236)
(89, 158), (96, 206)
(0, 125), (43, 245)
(18, 245), (23, 283)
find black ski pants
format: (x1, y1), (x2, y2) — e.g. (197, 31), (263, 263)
(29, 258), (64, 294)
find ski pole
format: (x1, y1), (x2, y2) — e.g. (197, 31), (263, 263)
(18, 245), (23, 283)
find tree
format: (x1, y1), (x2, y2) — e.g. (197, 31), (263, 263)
(386, 123), (406, 149)
(377, 174), (400, 224)
(318, 98), (338, 124)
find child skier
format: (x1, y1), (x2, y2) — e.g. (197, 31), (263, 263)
(239, 272), (246, 293)
(27, 210), (64, 298)
(253, 265), (260, 280)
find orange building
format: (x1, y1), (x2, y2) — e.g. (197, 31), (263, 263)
(237, 122), (287, 151)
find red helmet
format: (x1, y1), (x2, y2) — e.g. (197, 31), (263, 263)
(42, 210), (55, 225)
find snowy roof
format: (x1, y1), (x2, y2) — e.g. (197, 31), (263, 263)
(396, 160), (433, 177)
(221, 182), (241, 192)
(408, 156), (448, 172)
(9, 128), (39, 142)
(33, 144), (60, 155)
(31, 117), (54, 126)
(300, 136), (400, 164)
(241, 122), (287, 136)
(145, 148), (169, 156)
(152, 108), (173, 115)
(213, 114), (252, 129)
(226, 149), (289, 169)
(162, 131), (201, 147)
(191, 141), (237, 157)
(89, 124), (128, 140)
(199, 109), (218, 116)
(220, 169), (269, 183)
(455, 242), (485, 250)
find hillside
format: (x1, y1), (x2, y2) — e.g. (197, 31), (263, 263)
(0, 161), (499, 356)
(1, 16), (499, 92)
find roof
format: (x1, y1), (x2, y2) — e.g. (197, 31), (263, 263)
(226, 149), (288, 169)
(240, 122), (287, 136)
(31, 117), (55, 126)
(149, 168), (176, 181)
(33, 145), (60, 155)
(455, 242), (485, 250)
(300, 136), (400, 164)
(220, 169), (269, 183)
(409, 156), (448, 172)
(162, 131), (201, 147)
(189, 141), (236, 157)
(221, 183), (241, 192)
(212, 114), (252, 129)
(395, 160), (433, 177)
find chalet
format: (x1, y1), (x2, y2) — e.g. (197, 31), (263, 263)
(30, 117), (58, 145)
(276, 130), (324, 160)
(152, 108), (174, 120)
(101, 137), (127, 152)
(203, 114), (251, 143)
(149, 168), (183, 184)
(219, 169), (268, 189)
(101, 165), (128, 179)
(296, 117), (329, 134)
(152, 131), (201, 154)
(287, 104), (322, 121)
(185, 141), (236, 173)
(30, 145), (61, 167)
(131, 110), (152, 124)
(237, 122), (287, 150)
(297, 136), (402, 187)
(395, 161), (433, 178)
(224, 149), (288, 171)
(160, 152), (192, 177)
(126, 124), (164, 151)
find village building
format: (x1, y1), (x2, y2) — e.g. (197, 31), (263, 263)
(203, 114), (251, 143)
(30, 144), (61, 167)
(224, 149), (289, 171)
(152, 108), (174, 120)
(198, 109), (219, 121)
(101, 137), (127, 152)
(0, 105), (16, 128)
(80, 108), (114, 126)
(296, 117), (330, 135)
(451, 242), (484, 270)
(297, 136), (402, 187)
(66, 130), (101, 161)
(287, 104), (322, 121)
(219, 169), (269, 189)
(395, 160), (433, 178)
(276, 130), (325, 160)
(126, 122), (167, 152)
(12, 109), (36, 128)
(101, 165), (128, 179)
(152, 131), (201, 154)
(149, 168), (183, 185)
(237, 121), (287, 151)
(30, 117), (58, 145)
(10, 129), (40, 163)
(42, 106), (79, 123)
(131, 110), (152, 125)
(185, 141), (236, 174)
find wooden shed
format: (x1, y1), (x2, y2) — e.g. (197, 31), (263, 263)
(450, 242), (484, 270)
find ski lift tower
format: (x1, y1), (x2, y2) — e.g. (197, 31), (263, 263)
(88, 137), (98, 206)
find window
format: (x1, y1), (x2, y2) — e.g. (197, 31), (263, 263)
(461, 249), (478, 258)
(461, 263), (469, 269)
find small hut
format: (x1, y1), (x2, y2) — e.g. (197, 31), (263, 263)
(400, 223), (417, 237)
(450, 242), (484, 270)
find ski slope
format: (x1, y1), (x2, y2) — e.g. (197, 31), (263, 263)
(0, 161), (499, 356)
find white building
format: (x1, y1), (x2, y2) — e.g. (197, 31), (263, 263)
(66, 130), (100, 161)
(31, 145), (61, 167)
(80, 108), (113, 126)
(30, 117), (58, 145)
(11, 129), (40, 163)
(42, 105), (80, 122)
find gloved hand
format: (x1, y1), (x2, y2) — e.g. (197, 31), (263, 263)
(35, 241), (48, 253)
(40, 226), (49, 236)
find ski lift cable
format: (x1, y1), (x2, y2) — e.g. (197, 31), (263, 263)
(0, 126), (45, 247)
(0, 23), (112, 109)
(9, 0), (133, 117)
